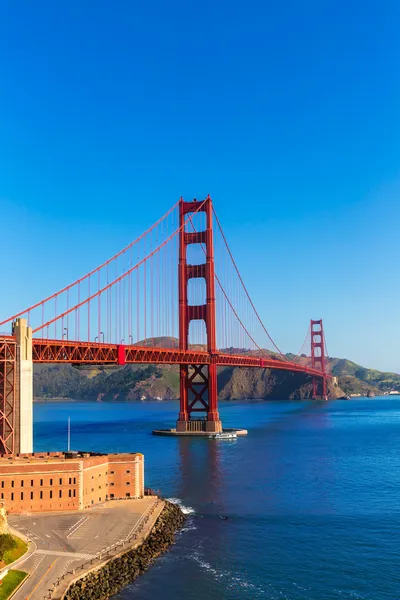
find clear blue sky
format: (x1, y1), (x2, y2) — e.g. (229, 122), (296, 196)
(1, 1), (399, 372)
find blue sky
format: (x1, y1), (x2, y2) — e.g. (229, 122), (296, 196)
(0, 0), (399, 372)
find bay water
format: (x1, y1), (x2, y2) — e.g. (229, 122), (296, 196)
(34, 398), (400, 599)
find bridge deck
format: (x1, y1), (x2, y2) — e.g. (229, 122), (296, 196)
(9, 337), (329, 379)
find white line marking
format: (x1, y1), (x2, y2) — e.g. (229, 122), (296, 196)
(66, 516), (90, 539)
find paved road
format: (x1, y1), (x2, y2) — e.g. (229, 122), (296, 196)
(9, 498), (158, 600)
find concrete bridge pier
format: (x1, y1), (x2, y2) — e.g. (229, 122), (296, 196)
(0, 318), (33, 454)
(13, 318), (33, 454)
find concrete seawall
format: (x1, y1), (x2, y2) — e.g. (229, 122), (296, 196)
(62, 501), (185, 600)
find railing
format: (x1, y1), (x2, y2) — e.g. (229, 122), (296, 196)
(43, 498), (162, 600)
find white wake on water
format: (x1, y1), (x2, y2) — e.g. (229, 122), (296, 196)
(166, 497), (195, 515)
(190, 548), (269, 597)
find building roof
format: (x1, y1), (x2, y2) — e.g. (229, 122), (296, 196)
(0, 451), (143, 465)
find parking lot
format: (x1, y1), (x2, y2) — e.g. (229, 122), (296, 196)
(8, 497), (161, 599)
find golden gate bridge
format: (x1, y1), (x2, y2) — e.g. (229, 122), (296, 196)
(0, 196), (330, 454)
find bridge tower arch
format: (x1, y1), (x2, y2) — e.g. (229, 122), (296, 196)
(177, 196), (222, 433)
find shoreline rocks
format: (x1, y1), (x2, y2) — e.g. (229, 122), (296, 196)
(63, 501), (185, 600)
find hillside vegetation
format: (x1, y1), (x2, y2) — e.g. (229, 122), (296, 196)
(329, 359), (400, 396)
(33, 351), (400, 402)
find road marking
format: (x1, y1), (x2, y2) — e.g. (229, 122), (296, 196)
(68, 516), (85, 531)
(66, 516), (89, 539)
(15, 526), (47, 544)
(25, 558), (57, 599)
(36, 550), (94, 559)
(11, 554), (46, 597)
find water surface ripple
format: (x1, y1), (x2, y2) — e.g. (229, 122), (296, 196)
(34, 398), (400, 599)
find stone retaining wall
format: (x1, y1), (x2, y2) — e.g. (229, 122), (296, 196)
(64, 501), (185, 600)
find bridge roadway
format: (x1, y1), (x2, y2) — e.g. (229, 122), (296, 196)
(0, 337), (328, 380)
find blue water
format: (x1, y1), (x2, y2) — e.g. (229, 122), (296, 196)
(34, 398), (400, 600)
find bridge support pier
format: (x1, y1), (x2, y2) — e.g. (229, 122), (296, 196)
(13, 318), (33, 454)
(0, 318), (33, 454)
(176, 363), (222, 433)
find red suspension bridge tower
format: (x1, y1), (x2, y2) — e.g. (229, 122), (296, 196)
(177, 197), (222, 433)
(311, 319), (327, 400)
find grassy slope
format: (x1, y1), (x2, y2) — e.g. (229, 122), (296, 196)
(3, 537), (28, 566)
(0, 570), (27, 599)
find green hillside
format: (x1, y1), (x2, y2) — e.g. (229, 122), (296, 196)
(329, 358), (400, 395)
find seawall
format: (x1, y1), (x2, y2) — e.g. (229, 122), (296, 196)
(63, 501), (186, 600)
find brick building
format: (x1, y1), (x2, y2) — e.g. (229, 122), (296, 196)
(0, 451), (144, 514)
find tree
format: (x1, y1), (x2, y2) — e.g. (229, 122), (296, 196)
(0, 534), (17, 560)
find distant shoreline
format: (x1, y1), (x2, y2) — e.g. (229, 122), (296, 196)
(33, 395), (394, 404)
(33, 396), (180, 403)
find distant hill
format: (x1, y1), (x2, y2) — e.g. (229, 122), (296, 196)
(32, 340), (400, 402)
(329, 358), (400, 396)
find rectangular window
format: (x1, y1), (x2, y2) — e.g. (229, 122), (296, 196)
(30, 492), (33, 500)
(73, 489), (76, 497)
(31, 480), (33, 486)
(50, 478), (53, 486)
(69, 478), (72, 485)
(1, 481), (3, 488)
(1, 493), (3, 500)
(59, 490), (62, 498)
(21, 480), (24, 487)
(20, 492), (23, 500)
(110, 493), (114, 498)
(11, 481), (14, 488)
(126, 492), (130, 497)
(50, 490), (53, 499)
(40, 491), (43, 500)
(11, 493), (14, 501)
(59, 478), (62, 485)
(69, 489), (71, 497)
(40, 479), (43, 486)
(73, 477), (76, 485)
